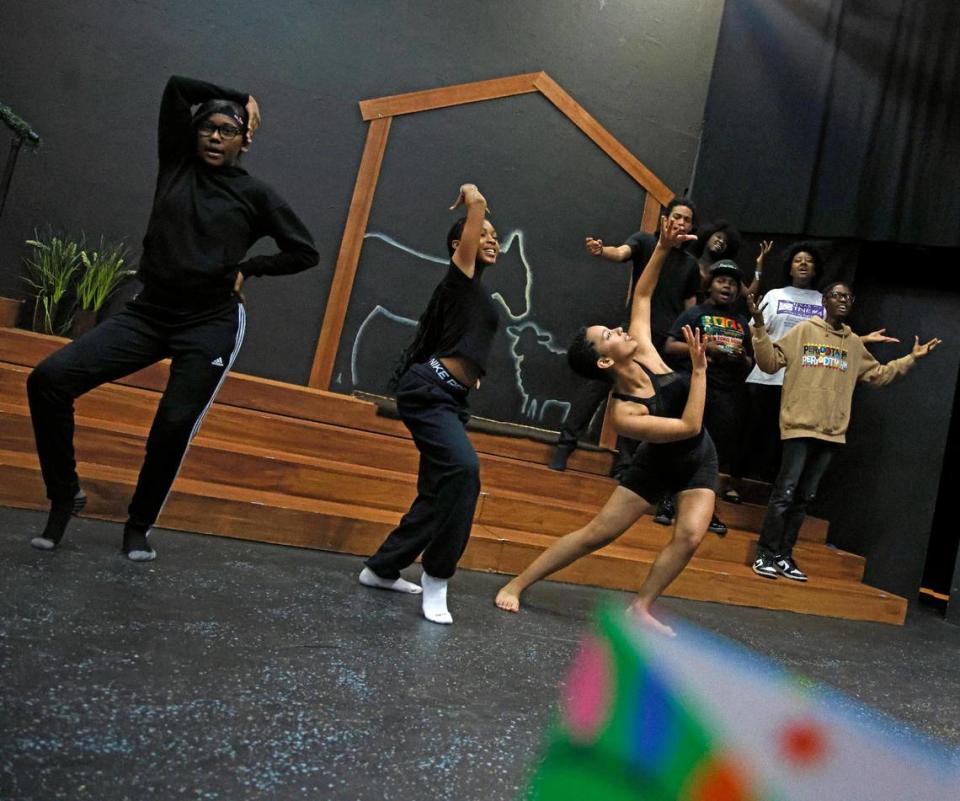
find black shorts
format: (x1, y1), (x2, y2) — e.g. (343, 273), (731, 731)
(618, 431), (718, 502)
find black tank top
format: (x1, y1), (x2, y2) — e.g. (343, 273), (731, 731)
(611, 362), (703, 446)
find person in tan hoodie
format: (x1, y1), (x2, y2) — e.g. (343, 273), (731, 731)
(746, 281), (941, 581)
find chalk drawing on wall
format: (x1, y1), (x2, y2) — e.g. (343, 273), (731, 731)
(505, 322), (572, 422)
(351, 230), (571, 424)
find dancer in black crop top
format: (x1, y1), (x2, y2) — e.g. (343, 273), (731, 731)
(496, 216), (718, 637)
(26, 75), (318, 561)
(361, 184), (500, 624)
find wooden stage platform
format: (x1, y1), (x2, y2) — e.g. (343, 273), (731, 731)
(0, 327), (907, 625)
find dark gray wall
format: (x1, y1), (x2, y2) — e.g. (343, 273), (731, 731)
(0, 0), (724, 426)
(812, 246), (960, 598)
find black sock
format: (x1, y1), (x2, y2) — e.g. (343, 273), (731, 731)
(122, 524), (155, 559)
(32, 491), (87, 549)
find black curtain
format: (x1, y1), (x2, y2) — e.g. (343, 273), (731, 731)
(693, 0), (960, 247)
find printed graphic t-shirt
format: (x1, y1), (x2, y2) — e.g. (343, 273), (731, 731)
(669, 301), (753, 392)
(746, 286), (824, 386)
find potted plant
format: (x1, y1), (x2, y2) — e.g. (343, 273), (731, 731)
(72, 237), (133, 337)
(22, 230), (82, 336)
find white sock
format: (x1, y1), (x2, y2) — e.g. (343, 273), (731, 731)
(420, 572), (452, 625)
(359, 567), (422, 594)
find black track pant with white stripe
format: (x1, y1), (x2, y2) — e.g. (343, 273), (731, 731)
(27, 299), (246, 530)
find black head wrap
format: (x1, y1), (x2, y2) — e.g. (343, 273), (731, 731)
(191, 99), (248, 131)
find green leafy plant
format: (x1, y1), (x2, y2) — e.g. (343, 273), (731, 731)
(22, 230), (82, 335)
(76, 238), (134, 312)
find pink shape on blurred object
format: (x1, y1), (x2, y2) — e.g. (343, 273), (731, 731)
(564, 634), (613, 743)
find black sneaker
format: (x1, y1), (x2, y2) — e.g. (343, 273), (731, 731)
(775, 556), (808, 582)
(752, 555), (779, 579)
(549, 443), (575, 471)
(721, 487), (742, 504)
(708, 514), (728, 536)
(653, 496), (675, 526)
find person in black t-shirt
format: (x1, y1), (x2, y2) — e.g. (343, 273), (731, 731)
(361, 184), (501, 625)
(663, 260), (753, 533)
(550, 198), (698, 474)
(26, 76), (318, 561)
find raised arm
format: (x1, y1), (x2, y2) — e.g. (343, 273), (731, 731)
(448, 184), (488, 278)
(157, 76), (249, 165)
(743, 240), (772, 297)
(612, 325), (707, 443)
(626, 216), (697, 342)
(746, 292), (788, 374)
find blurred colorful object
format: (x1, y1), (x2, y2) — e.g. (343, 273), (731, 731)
(525, 609), (959, 800)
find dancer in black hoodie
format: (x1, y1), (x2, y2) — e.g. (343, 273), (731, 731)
(27, 75), (318, 560)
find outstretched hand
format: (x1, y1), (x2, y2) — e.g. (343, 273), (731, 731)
(657, 215), (698, 251)
(912, 336), (942, 359)
(756, 239), (773, 267)
(861, 328), (900, 345)
(682, 325), (707, 372)
(745, 292), (766, 326)
(585, 236), (603, 256)
(245, 96), (261, 146)
(449, 183), (487, 212)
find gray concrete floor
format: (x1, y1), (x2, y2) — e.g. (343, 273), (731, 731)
(2, 507), (958, 801)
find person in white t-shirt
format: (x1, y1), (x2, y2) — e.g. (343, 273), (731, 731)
(724, 243), (824, 500)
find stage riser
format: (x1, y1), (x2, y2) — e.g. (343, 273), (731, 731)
(0, 366), (618, 508)
(0, 409), (858, 579)
(0, 330), (613, 476)
(0, 371), (830, 543)
(0, 457), (904, 625)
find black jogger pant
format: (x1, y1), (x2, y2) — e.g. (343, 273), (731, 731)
(756, 437), (837, 559)
(27, 299), (246, 529)
(730, 383), (783, 482)
(365, 363), (480, 580)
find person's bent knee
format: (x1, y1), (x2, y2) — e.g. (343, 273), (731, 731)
(451, 453), (481, 487)
(27, 359), (65, 400)
(674, 526), (705, 554)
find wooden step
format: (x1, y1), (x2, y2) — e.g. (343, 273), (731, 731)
(0, 362), (831, 543)
(479, 525), (904, 624)
(0, 450), (903, 624)
(0, 332), (611, 477)
(0, 329), (614, 476)
(0, 402), (859, 581)
(0, 371), (616, 509)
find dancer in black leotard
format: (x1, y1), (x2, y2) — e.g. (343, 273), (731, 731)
(495, 216), (715, 636)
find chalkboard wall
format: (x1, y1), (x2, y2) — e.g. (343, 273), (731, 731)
(0, 0), (725, 428)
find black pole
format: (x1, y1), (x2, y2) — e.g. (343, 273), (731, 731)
(0, 135), (24, 223)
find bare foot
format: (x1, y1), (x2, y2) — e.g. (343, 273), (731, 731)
(495, 583), (521, 613)
(628, 603), (676, 638)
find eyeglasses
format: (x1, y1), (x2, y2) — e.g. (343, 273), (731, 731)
(197, 122), (243, 140)
(826, 291), (855, 302)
